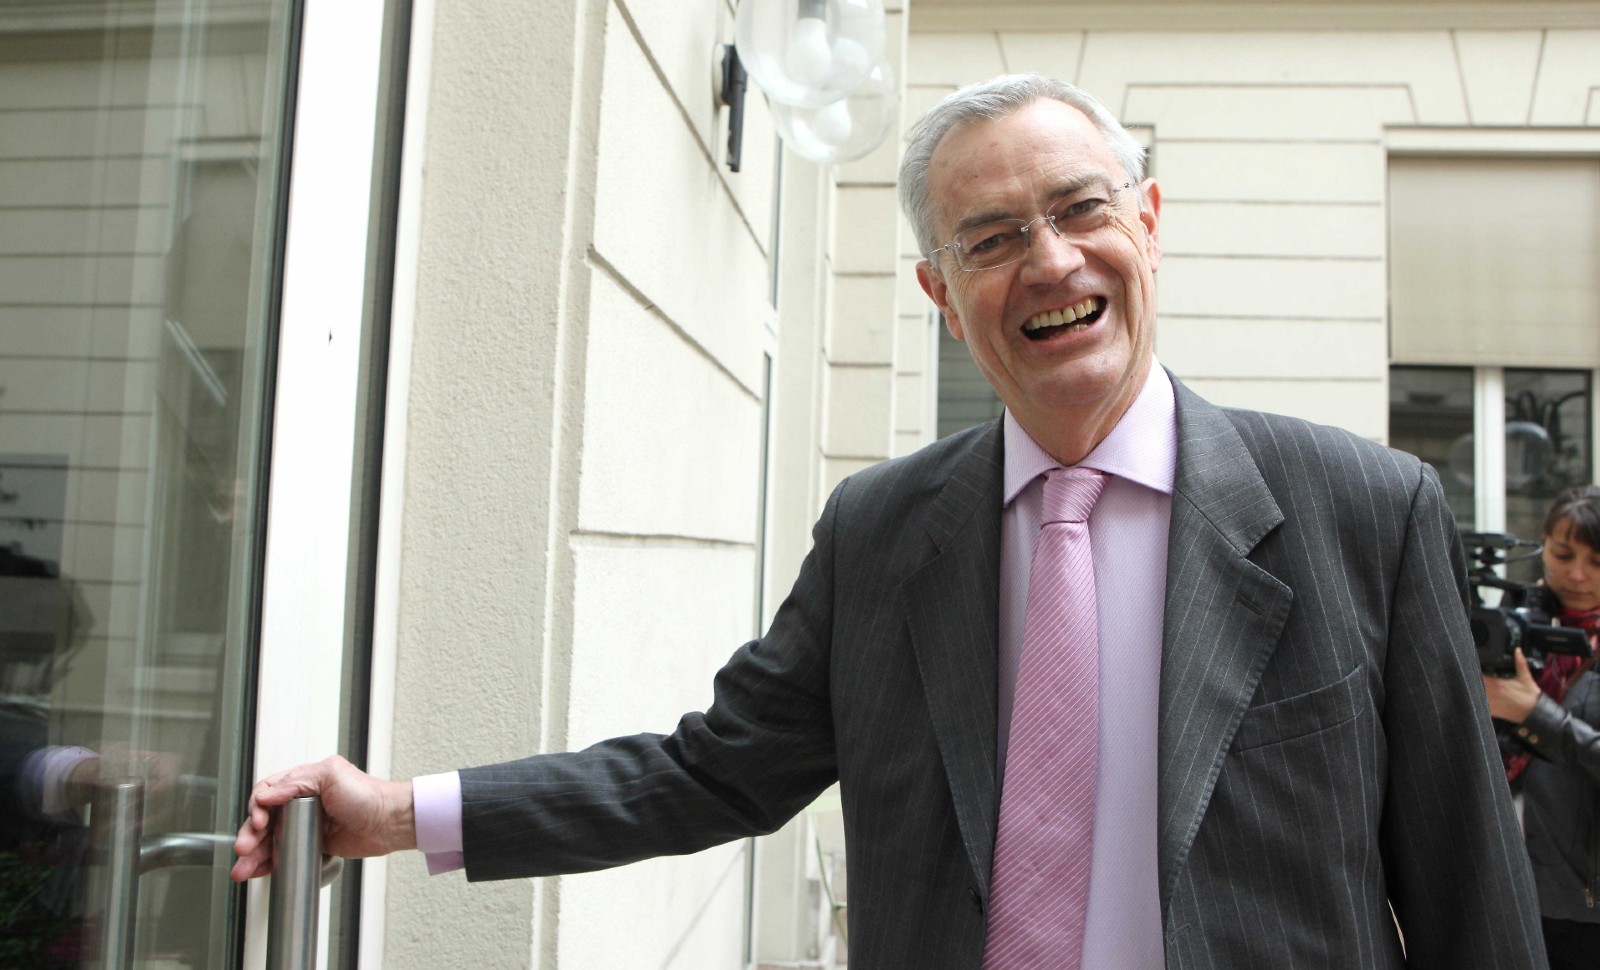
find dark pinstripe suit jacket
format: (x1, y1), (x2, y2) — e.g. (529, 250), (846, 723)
(459, 378), (1544, 968)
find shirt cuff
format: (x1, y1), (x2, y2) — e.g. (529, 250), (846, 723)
(412, 769), (464, 875)
(22, 745), (98, 824)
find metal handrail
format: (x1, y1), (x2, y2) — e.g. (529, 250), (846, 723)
(138, 831), (233, 872)
(139, 829), (341, 886)
(266, 795), (331, 970)
(87, 778), (143, 970)
(88, 780), (342, 969)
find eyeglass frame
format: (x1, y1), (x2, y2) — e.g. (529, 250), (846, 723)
(926, 180), (1137, 273)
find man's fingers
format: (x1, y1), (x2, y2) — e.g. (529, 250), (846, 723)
(233, 809), (271, 881)
(230, 821), (273, 881)
(233, 760), (340, 880)
(251, 767), (323, 807)
(248, 796), (270, 831)
(230, 846), (275, 882)
(234, 811), (268, 853)
(241, 763), (332, 829)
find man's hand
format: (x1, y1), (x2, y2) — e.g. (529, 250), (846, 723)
(231, 755), (417, 882)
(1482, 648), (1542, 723)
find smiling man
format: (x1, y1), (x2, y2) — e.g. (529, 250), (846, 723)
(915, 96), (1159, 468)
(235, 75), (1543, 968)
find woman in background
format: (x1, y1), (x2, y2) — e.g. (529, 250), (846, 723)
(1485, 484), (1600, 970)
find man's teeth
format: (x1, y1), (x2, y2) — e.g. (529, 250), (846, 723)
(1023, 297), (1102, 332)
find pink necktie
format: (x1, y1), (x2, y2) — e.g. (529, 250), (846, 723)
(983, 467), (1106, 969)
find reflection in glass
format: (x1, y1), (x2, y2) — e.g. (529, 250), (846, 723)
(1390, 367), (1593, 587)
(1389, 366), (1476, 531)
(1504, 370), (1592, 554)
(0, 3), (294, 966)
(936, 315), (1004, 439)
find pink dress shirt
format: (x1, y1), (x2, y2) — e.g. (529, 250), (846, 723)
(999, 361), (1175, 968)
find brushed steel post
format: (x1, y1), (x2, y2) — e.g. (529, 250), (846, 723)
(87, 778), (144, 970)
(266, 795), (325, 970)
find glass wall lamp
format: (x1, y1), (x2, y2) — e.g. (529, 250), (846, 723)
(719, 0), (896, 170)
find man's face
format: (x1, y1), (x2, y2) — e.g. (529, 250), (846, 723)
(915, 98), (1162, 460)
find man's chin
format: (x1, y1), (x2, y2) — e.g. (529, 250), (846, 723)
(1039, 353), (1147, 410)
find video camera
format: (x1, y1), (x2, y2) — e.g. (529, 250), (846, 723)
(1463, 532), (1591, 677)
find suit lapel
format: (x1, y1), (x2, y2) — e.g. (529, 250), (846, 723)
(1158, 381), (1293, 912)
(902, 421), (1005, 899)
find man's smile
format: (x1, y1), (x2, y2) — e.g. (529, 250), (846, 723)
(1021, 296), (1105, 341)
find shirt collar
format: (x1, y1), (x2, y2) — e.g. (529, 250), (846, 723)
(1002, 358), (1178, 507)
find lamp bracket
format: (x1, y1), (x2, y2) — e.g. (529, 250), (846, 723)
(718, 43), (747, 173)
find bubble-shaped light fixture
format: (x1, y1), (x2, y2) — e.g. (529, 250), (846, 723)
(770, 56), (897, 165)
(735, 0), (885, 109)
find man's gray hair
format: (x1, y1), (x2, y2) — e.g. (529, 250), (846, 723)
(898, 74), (1148, 258)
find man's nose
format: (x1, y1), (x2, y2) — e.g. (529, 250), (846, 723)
(1018, 219), (1084, 283)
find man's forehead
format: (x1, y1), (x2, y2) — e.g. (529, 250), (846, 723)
(926, 100), (1119, 224)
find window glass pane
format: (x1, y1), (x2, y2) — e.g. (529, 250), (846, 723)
(936, 316), (1003, 438)
(1389, 366), (1476, 530)
(0, 3), (297, 965)
(1505, 369), (1593, 583)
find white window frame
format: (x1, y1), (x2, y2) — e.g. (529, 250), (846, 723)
(1473, 366), (1508, 534)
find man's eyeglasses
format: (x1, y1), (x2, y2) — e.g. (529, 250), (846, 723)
(929, 181), (1134, 273)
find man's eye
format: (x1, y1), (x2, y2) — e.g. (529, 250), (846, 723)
(1060, 196), (1108, 220)
(966, 228), (1016, 253)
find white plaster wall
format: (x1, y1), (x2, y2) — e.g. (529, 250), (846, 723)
(386, 0), (782, 964)
(386, 0), (595, 963)
(903, 20), (1600, 442)
(825, 1), (919, 479)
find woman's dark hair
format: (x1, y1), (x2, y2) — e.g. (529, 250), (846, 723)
(1542, 484), (1600, 550)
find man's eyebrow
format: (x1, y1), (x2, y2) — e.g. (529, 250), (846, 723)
(952, 207), (1018, 234)
(950, 174), (1117, 235)
(1051, 173), (1114, 197)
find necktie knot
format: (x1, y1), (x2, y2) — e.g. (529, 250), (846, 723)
(1042, 468), (1106, 525)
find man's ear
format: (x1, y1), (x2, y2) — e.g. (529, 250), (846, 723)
(916, 259), (965, 340)
(1140, 178), (1163, 272)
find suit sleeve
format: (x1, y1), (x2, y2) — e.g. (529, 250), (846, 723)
(1378, 464), (1546, 966)
(455, 482), (847, 881)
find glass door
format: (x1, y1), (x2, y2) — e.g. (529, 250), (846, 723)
(0, 1), (386, 966)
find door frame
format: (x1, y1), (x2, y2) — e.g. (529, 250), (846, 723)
(243, 0), (389, 965)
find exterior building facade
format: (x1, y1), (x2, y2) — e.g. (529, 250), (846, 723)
(0, 0), (1595, 967)
(910, 1), (1600, 555)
